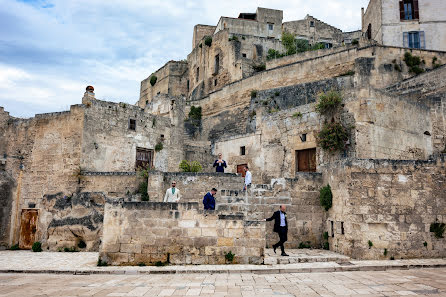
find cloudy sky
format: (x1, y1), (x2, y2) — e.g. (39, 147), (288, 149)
(0, 0), (369, 117)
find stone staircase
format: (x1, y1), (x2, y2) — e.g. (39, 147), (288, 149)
(264, 249), (351, 265)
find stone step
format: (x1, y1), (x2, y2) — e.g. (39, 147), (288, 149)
(264, 249), (351, 265)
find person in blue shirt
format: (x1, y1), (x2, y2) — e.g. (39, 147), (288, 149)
(203, 188), (217, 210)
(213, 153), (227, 173)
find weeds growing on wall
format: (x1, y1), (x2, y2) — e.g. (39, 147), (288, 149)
(351, 39), (359, 45)
(225, 251), (235, 263)
(404, 52), (425, 75)
(368, 240), (373, 249)
(317, 122), (349, 152)
(315, 90), (342, 115)
(266, 31), (326, 60)
(250, 90), (258, 98)
(228, 36), (239, 42)
(292, 112), (302, 119)
(252, 63), (266, 72)
(136, 167), (150, 201)
(150, 75), (157, 86)
(32, 242), (42, 252)
(8, 244), (20, 250)
(155, 142), (163, 152)
(204, 36), (212, 47)
(319, 185), (333, 211)
(298, 241), (311, 249)
(179, 160), (202, 172)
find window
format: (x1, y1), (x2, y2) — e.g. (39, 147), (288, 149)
(341, 222), (345, 235)
(242, 53), (247, 58)
(403, 31), (425, 49)
(240, 146), (246, 156)
(187, 80), (189, 91)
(367, 24), (372, 40)
(129, 119), (136, 131)
(295, 148), (316, 173)
(268, 23), (274, 31)
(310, 21), (315, 27)
(214, 54), (220, 74)
(145, 100), (149, 105)
(214, 79), (217, 86)
(300, 134), (307, 142)
(399, 0), (419, 20)
(325, 43), (333, 49)
(331, 221), (334, 237)
(196, 67), (199, 82)
(135, 148), (154, 170)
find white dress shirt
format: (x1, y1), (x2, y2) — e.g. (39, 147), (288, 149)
(280, 211), (286, 226)
(245, 171), (252, 186)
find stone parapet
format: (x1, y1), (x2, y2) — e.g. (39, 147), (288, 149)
(100, 201), (265, 265)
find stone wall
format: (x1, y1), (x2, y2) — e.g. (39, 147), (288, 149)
(41, 192), (106, 251)
(323, 156), (446, 260)
(146, 172), (325, 250)
(283, 15), (343, 46)
(80, 172), (139, 198)
(100, 201), (265, 265)
(0, 171), (14, 248)
(193, 25), (217, 48)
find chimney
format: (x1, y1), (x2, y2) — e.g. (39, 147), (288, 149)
(82, 85), (95, 105)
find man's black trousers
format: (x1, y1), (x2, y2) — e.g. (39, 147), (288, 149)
(273, 226), (288, 253)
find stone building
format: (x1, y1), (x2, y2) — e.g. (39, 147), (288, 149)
(362, 0), (446, 51)
(1, 6), (446, 264)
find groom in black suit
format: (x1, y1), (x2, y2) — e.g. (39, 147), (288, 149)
(266, 205), (289, 256)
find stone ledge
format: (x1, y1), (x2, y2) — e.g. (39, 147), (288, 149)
(83, 172), (137, 176)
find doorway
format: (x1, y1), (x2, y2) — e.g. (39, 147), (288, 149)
(295, 148), (316, 172)
(19, 209), (38, 249)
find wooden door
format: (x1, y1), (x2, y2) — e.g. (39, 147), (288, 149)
(19, 209), (38, 249)
(296, 149), (316, 172)
(136, 148), (154, 170)
(237, 164), (248, 177)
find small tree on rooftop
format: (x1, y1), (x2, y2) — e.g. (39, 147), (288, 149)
(150, 75), (157, 86)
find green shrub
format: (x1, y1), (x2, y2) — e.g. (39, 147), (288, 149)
(292, 112), (302, 119)
(404, 52), (425, 74)
(179, 160), (202, 172)
(225, 251), (235, 263)
(97, 257), (108, 266)
(430, 221), (446, 238)
(394, 64), (402, 72)
(266, 49), (285, 60)
(250, 90), (258, 98)
(64, 247), (78, 252)
(154, 261), (167, 267)
(138, 262), (146, 266)
(139, 181), (149, 201)
(315, 90), (342, 114)
(204, 36), (212, 47)
(77, 240), (87, 249)
(252, 63), (266, 72)
(351, 39), (359, 45)
(317, 122), (349, 152)
(311, 43), (325, 51)
(155, 142), (163, 152)
(199, 43), (202, 48)
(368, 240), (373, 249)
(32, 242), (42, 252)
(274, 91), (280, 97)
(282, 31), (297, 55)
(433, 63), (441, 69)
(323, 231), (329, 241)
(298, 241), (311, 249)
(150, 75), (157, 86)
(188, 106), (202, 121)
(319, 185), (333, 211)
(9, 244), (19, 250)
(390, 256), (395, 260)
(228, 36), (238, 41)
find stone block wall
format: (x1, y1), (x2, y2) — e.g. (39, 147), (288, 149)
(0, 171), (14, 248)
(323, 156), (446, 260)
(100, 201), (265, 265)
(80, 172), (139, 198)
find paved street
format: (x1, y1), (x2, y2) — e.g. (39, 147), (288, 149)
(1, 268), (446, 296)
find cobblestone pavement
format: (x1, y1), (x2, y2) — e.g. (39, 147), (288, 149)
(1, 268), (446, 296)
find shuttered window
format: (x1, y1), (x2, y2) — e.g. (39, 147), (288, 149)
(136, 148), (154, 170)
(400, 0), (419, 20)
(404, 31), (425, 49)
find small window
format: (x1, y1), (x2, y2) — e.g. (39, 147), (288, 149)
(214, 79), (217, 86)
(310, 21), (315, 27)
(404, 31), (424, 48)
(325, 43), (333, 49)
(145, 100), (149, 105)
(268, 23), (274, 31)
(300, 134), (307, 142)
(136, 148), (154, 170)
(240, 146), (246, 156)
(242, 53), (247, 58)
(160, 134), (165, 139)
(341, 222), (345, 235)
(187, 80), (190, 91)
(196, 67), (199, 82)
(129, 119), (136, 131)
(331, 221), (334, 237)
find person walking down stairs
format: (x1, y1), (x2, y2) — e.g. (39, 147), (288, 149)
(265, 205), (289, 256)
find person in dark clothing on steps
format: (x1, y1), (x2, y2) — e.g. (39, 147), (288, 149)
(265, 205), (289, 256)
(213, 153), (227, 173)
(203, 188), (217, 210)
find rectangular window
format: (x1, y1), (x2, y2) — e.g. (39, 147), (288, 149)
(214, 54), (220, 74)
(400, 0), (419, 20)
(295, 148), (316, 173)
(214, 79), (217, 86)
(187, 80), (189, 91)
(196, 67), (199, 82)
(268, 23), (274, 31)
(325, 43), (333, 49)
(135, 148), (154, 170)
(341, 222), (345, 235)
(129, 119), (136, 131)
(242, 53), (247, 58)
(240, 146), (246, 156)
(404, 31), (424, 49)
(310, 21), (315, 27)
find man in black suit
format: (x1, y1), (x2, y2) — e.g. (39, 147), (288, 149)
(265, 205), (289, 256)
